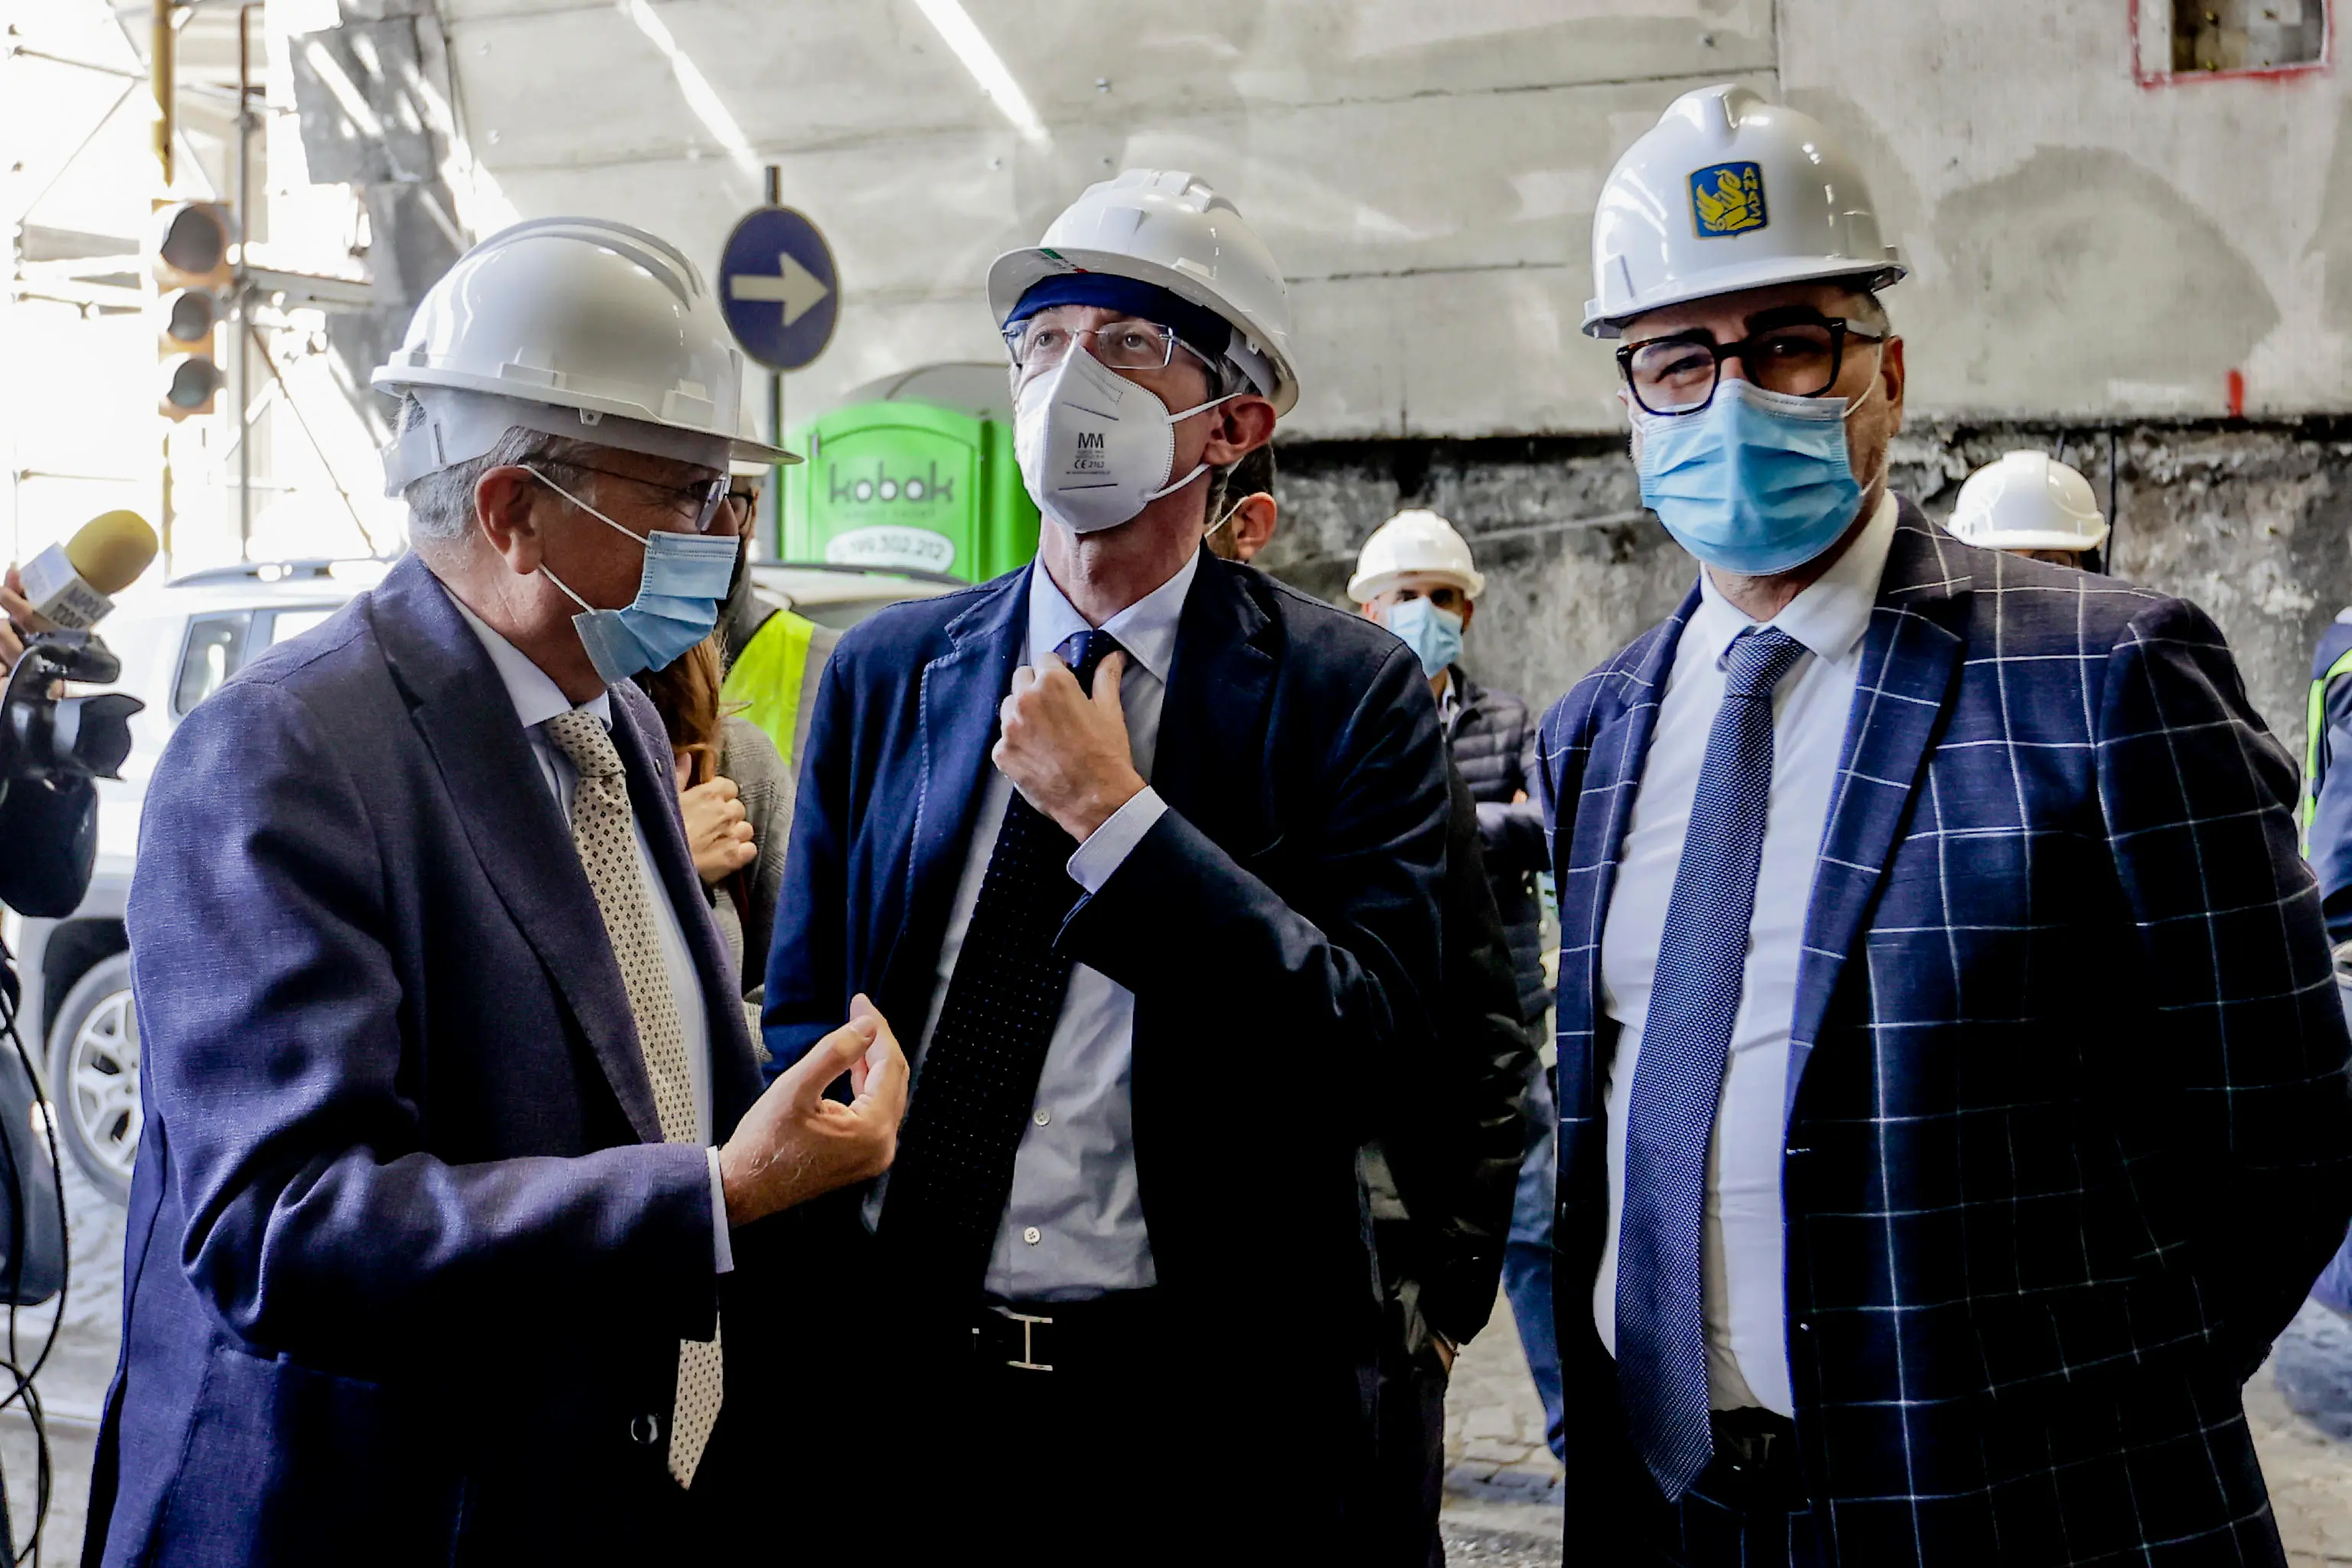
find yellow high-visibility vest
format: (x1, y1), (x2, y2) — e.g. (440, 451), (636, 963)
(721, 609), (838, 775)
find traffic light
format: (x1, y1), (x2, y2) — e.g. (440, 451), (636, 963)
(158, 288), (220, 418)
(149, 201), (233, 422)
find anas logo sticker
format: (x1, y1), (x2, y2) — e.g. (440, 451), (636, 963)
(1690, 162), (1767, 238)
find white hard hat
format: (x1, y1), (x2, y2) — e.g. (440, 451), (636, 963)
(987, 169), (1300, 416)
(374, 216), (797, 495)
(1584, 85), (1906, 338)
(1348, 509), (1486, 604)
(1948, 450), (2109, 553)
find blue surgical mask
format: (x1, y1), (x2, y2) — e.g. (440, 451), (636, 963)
(1385, 596), (1464, 678)
(528, 468), (739, 685)
(1633, 371), (1880, 577)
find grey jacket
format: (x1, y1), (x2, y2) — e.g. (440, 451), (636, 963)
(710, 714), (793, 1011)
(1445, 668), (1549, 1023)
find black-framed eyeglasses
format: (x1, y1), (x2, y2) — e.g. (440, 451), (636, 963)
(718, 486), (759, 533)
(1618, 313), (1884, 416)
(1001, 316), (1212, 383)
(542, 460), (733, 533)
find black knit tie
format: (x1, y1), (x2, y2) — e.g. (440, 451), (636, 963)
(879, 628), (1125, 1289)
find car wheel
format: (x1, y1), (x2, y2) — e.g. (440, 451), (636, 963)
(44, 952), (139, 1206)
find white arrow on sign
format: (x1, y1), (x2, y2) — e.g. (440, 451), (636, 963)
(729, 250), (831, 328)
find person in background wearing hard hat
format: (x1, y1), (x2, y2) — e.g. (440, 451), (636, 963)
(1945, 449), (2111, 570)
(760, 169), (1450, 1563)
(1538, 87), (2350, 1566)
(1351, 509), (1569, 1467)
(1207, 453), (1537, 1566)
(86, 218), (910, 1566)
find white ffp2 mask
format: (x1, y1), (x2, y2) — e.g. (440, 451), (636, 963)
(1013, 345), (1234, 534)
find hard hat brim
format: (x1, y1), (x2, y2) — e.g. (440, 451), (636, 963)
(1949, 522), (2112, 552)
(1345, 566), (1487, 605)
(988, 244), (1299, 416)
(1583, 253), (1908, 339)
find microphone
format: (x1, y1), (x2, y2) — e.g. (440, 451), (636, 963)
(15, 511), (159, 630)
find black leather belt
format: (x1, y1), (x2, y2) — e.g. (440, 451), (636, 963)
(1707, 1407), (1805, 1511)
(970, 1290), (1166, 1374)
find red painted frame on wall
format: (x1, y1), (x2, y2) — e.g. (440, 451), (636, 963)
(2129, 0), (2334, 86)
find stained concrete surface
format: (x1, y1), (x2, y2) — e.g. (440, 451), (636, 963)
(1260, 418), (2352, 773)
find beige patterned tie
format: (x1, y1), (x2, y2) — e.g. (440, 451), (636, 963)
(542, 710), (723, 1489)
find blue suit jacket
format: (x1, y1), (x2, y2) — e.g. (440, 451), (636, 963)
(1538, 502), (2352, 1566)
(85, 556), (766, 1566)
(760, 551), (1447, 1437)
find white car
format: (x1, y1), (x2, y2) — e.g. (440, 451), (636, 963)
(7, 555), (953, 1203)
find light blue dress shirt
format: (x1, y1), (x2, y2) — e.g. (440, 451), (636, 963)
(871, 553), (1194, 1302)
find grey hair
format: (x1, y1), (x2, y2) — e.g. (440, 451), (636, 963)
(400, 415), (601, 546)
(1844, 288), (1892, 335)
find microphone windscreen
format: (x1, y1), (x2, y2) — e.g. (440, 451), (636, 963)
(64, 511), (159, 596)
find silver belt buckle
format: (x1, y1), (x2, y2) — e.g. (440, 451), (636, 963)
(1001, 1308), (1054, 1372)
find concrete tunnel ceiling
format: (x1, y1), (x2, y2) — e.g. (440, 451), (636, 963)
(365, 0), (2352, 441)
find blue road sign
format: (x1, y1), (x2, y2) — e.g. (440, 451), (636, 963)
(718, 206), (838, 372)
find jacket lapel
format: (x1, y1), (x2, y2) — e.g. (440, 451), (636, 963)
(1785, 504), (1973, 1111)
(1153, 556), (1276, 848)
(371, 557), (664, 1143)
(1563, 583), (1700, 1106)
(881, 570), (1031, 1008)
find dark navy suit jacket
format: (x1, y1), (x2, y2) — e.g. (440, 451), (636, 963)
(85, 555), (766, 1566)
(1538, 503), (2352, 1566)
(760, 551), (1448, 1459)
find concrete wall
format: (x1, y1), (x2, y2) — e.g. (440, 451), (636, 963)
(1257, 421), (2352, 771)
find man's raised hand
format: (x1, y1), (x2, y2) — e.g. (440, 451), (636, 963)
(718, 993), (908, 1227)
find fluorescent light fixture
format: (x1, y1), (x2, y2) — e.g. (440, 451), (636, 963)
(620, 0), (761, 180)
(910, 0), (1048, 145)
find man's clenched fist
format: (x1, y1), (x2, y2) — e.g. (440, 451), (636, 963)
(992, 649), (1145, 841)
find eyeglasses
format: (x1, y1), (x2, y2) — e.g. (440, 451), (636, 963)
(544, 460), (733, 533)
(1618, 314), (1884, 416)
(717, 486), (758, 533)
(1001, 316), (1211, 382)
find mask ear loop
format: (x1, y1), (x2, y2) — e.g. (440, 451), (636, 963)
(1204, 490), (1248, 539)
(1145, 392), (1242, 504)
(1840, 344), (1893, 497)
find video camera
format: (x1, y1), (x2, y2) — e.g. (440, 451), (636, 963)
(0, 630), (144, 921)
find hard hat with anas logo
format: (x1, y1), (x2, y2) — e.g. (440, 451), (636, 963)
(1583, 85), (1906, 338)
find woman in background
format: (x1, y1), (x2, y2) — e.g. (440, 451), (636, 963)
(634, 635), (792, 1014)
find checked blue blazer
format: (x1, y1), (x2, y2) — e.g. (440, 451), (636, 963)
(1537, 499), (2352, 1566)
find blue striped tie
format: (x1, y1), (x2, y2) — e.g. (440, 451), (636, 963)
(1615, 625), (1809, 1501)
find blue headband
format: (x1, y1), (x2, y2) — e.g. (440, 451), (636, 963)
(1005, 273), (1233, 364)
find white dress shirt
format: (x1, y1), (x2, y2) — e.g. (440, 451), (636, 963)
(871, 552), (1192, 1302)
(447, 592), (733, 1274)
(1593, 493), (1897, 1416)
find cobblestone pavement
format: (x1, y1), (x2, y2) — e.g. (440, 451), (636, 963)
(18, 1160), (2352, 1568)
(1440, 1289), (2352, 1566)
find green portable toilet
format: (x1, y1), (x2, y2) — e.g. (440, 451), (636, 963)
(780, 363), (1039, 584)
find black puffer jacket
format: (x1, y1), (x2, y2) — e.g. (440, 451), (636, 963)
(1445, 668), (1549, 1024)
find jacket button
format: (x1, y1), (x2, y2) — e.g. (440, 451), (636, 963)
(629, 1413), (662, 1446)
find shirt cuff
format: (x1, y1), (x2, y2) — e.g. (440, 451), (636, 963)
(707, 1145), (734, 1276)
(1066, 786), (1168, 893)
